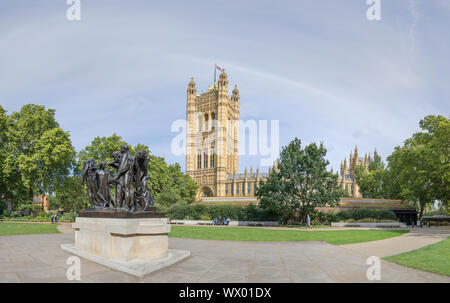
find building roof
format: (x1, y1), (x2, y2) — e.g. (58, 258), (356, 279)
(339, 198), (414, 210)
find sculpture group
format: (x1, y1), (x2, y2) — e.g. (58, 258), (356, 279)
(82, 145), (154, 212)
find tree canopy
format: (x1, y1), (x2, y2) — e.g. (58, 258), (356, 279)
(1, 105), (75, 209)
(387, 115), (449, 220)
(256, 138), (343, 223)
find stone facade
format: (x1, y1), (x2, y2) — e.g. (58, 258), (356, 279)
(339, 146), (378, 197)
(186, 71), (271, 199)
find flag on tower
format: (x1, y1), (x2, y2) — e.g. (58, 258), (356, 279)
(215, 64), (223, 72)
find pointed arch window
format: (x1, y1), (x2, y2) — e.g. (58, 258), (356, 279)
(205, 114), (209, 131)
(197, 115), (202, 133)
(197, 150), (202, 169)
(211, 112), (216, 129)
(210, 148), (215, 168)
(204, 150), (208, 168)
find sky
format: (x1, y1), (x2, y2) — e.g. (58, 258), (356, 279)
(0, 0), (449, 173)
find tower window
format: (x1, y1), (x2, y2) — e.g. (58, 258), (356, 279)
(242, 183), (245, 194)
(231, 184), (234, 195)
(225, 184), (228, 195)
(204, 151), (208, 168)
(205, 114), (209, 131)
(197, 151), (201, 169)
(211, 112), (216, 129)
(248, 183), (251, 194)
(210, 149), (215, 168)
(197, 115), (202, 133)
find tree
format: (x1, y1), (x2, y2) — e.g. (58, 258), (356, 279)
(387, 115), (449, 221)
(3, 105), (75, 206)
(354, 153), (393, 199)
(256, 138), (343, 223)
(48, 176), (88, 212)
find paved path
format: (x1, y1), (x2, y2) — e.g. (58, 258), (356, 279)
(0, 225), (449, 283)
(341, 227), (450, 258)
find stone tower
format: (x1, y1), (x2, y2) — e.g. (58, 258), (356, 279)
(186, 71), (240, 198)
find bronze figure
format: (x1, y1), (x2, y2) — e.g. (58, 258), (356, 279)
(82, 145), (156, 213)
(132, 150), (154, 211)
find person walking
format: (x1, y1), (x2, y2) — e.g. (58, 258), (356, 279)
(54, 214), (58, 224)
(306, 214), (312, 229)
(51, 215), (54, 224)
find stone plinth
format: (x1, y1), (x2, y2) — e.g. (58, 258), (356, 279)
(73, 216), (170, 261)
(61, 211), (190, 277)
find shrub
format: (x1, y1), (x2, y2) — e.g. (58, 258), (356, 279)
(60, 212), (78, 222)
(165, 203), (279, 221)
(336, 208), (397, 221)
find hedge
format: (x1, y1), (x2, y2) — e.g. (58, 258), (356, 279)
(165, 203), (279, 221)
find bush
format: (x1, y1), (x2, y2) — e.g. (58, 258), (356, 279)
(336, 208), (397, 221)
(165, 203), (279, 221)
(60, 212), (78, 222)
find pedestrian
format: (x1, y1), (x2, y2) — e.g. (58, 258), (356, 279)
(306, 214), (312, 229)
(51, 215), (54, 224)
(55, 214), (58, 224)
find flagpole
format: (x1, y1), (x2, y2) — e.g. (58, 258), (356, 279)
(214, 62), (216, 85)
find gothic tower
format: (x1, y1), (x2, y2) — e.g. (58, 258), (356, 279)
(186, 71), (240, 198)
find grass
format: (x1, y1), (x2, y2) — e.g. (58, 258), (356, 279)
(384, 237), (450, 276)
(0, 222), (60, 236)
(168, 225), (409, 245)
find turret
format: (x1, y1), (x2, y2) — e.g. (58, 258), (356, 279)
(231, 85), (240, 102)
(187, 77), (196, 97)
(218, 70), (229, 98)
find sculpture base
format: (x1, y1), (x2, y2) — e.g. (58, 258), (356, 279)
(61, 244), (190, 278)
(61, 214), (190, 277)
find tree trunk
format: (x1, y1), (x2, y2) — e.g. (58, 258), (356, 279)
(418, 205), (425, 222)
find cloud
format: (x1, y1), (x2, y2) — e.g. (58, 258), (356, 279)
(0, 0), (449, 174)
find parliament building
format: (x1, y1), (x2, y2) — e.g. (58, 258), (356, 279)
(185, 71), (272, 202)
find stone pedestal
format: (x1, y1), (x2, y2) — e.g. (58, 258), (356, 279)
(61, 210), (189, 278)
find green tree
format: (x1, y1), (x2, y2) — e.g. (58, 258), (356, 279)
(387, 115), (449, 221)
(48, 176), (88, 212)
(4, 105), (75, 206)
(354, 153), (392, 198)
(256, 138), (343, 223)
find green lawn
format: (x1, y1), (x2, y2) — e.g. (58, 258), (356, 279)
(384, 237), (450, 276)
(168, 225), (409, 245)
(0, 222), (60, 236)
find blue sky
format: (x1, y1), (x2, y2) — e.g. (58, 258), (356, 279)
(0, 0), (449, 173)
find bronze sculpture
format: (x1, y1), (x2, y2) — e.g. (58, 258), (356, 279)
(82, 159), (100, 208)
(82, 146), (155, 213)
(96, 161), (112, 208)
(132, 150), (154, 211)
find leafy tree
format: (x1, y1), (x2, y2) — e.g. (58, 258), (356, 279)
(256, 138), (343, 224)
(3, 105), (75, 205)
(387, 115), (449, 221)
(354, 153), (392, 198)
(48, 176), (88, 212)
